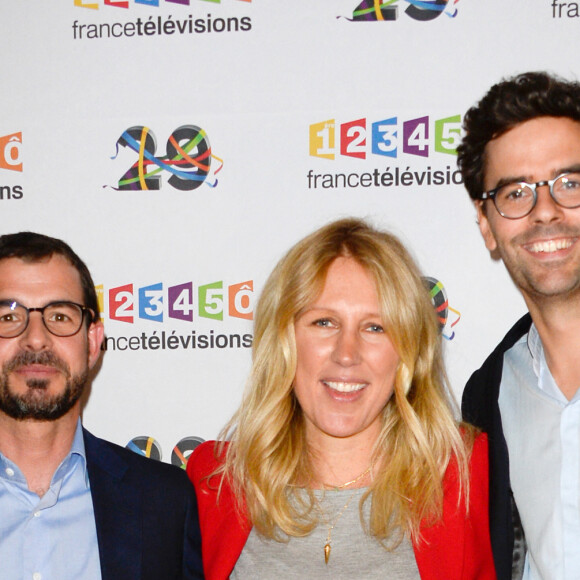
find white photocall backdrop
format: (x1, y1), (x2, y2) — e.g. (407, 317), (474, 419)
(0, 0), (577, 465)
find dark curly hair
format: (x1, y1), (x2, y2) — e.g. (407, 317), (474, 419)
(457, 71), (580, 200)
(0, 232), (99, 324)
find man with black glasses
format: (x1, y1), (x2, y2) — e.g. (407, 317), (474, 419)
(458, 72), (580, 580)
(0, 232), (203, 579)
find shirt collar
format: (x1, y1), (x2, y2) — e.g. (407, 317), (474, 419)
(527, 323), (542, 378)
(527, 323), (571, 404)
(25, 418), (90, 491)
(67, 418), (90, 489)
(0, 418), (89, 492)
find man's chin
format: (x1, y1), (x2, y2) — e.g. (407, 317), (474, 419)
(0, 393), (77, 421)
(0, 374), (87, 421)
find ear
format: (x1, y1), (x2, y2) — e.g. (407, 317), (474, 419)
(87, 320), (105, 369)
(475, 201), (498, 252)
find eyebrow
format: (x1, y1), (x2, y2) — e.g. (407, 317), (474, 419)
(489, 163), (580, 191)
(298, 306), (382, 319)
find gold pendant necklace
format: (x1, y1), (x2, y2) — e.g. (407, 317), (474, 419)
(320, 489), (358, 565)
(315, 465), (373, 564)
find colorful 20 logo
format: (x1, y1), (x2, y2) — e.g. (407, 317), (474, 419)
(127, 435), (205, 469)
(350, 0), (460, 21)
(112, 125), (223, 190)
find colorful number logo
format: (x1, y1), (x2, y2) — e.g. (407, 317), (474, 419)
(310, 115), (461, 160)
(108, 280), (253, 323)
(0, 132), (22, 172)
(75, 0), (251, 9)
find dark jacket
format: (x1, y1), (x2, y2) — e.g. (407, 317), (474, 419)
(84, 428), (204, 580)
(462, 314), (531, 580)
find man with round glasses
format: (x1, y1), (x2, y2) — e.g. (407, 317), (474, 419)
(0, 301), (93, 341)
(0, 232), (203, 579)
(458, 72), (580, 580)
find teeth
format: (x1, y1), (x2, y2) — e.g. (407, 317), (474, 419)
(324, 381), (366, 393)
(529, 239), (573, 253)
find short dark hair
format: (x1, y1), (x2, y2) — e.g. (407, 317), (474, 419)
(457, 71), (580, 200)
(0, 232), (99, 323)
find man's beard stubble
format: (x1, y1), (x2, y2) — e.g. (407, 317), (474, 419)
(0, 350), (89, 421)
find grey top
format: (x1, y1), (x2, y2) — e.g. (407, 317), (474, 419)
(231, 487), (420, 579)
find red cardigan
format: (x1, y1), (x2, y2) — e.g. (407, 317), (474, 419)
(187, 434), (496, 580)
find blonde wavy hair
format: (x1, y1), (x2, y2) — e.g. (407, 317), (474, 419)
(215, 217), (474, 546)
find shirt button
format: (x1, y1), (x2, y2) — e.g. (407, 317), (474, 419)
(33, 511), (41, 518)
(5, 467), (14, 476)
(33, 574), (41, 580)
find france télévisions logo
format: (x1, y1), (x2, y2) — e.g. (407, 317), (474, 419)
(0, 133), (22, 173)
(75, 0), (250, 9)
(342, 0), (460, 21)
(98, 279), (254, 352)
(109, 125), (223, 191)
(309, 115), (461, 161)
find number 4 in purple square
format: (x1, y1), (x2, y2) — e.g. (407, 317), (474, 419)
(168, 282), (194, 322)
(403, 116), (429, 158)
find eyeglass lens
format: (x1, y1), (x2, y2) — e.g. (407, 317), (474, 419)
(494, 172), (580, 218)
(0, 302), (85, 338)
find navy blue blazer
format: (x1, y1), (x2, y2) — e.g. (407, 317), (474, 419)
(462, 314), (531, 580)
(83, 429), (204, 580)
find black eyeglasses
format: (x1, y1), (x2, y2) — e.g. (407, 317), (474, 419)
(480, 171), (580, 219)
(0, 301), (94, 338)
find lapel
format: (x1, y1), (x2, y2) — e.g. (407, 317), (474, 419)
(84, 429), (143, 580)
(191, 442), (251, 579)
(462, 314), (532, 580)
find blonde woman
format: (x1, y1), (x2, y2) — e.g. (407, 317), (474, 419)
(188, 218), (495, 579)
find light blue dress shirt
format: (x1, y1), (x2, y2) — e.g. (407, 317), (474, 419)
(0, 420), (102, 580)
(500, 324), (580, 580)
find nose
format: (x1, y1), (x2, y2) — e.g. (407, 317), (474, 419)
(18, 311), (52, 351)
(331, 327), (361, 366)
(530, 183), (564, 224)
